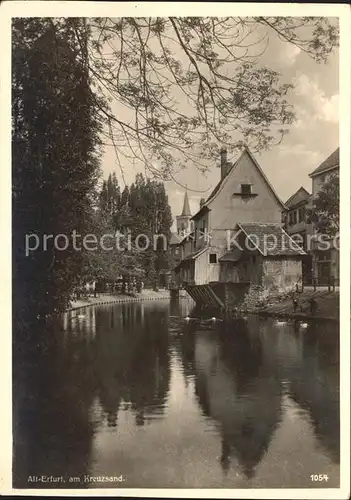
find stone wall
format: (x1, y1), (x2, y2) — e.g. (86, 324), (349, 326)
(222, 282), (250, 316)
(194, 256), (303, 316)
(262, 258), (302, 295)
(224, 258), (302, 314)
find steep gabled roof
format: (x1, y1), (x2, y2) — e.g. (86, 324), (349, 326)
(180, 190), (191, 216)
(191, 146), (285, 220)
(174, 246), (208, 269)
(237, 223), (305, 257)
(182, 246), (208, 261)
(285, 186), (311, 209)
(169, 232), (182, 245)
(309, 148), (339, 178)
(243, 148), (286, 209)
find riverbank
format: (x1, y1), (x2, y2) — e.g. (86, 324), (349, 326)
(67, 287), (339, 322)
(68, 289), (170, 312)
(240, 288), (339, 322)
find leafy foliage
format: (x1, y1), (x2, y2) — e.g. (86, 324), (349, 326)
(92, 172), (173, 285)
(12, 18), (103, 326)
(87, 16), (338, 178)
(12, 16), (338, 327)
(313, 172), (339, 236)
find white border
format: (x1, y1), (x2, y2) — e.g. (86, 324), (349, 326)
(0, 2), (350, 498)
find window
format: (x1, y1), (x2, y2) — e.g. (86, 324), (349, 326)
(298, 207), (305, 223)
(199, 222), (207, 242)
(289, 210), (297, 225)
(316, 250), (332, 261)
(241, 183), (252, 196)
(209, 253), (217, 264)
(175, 247), (180, 256)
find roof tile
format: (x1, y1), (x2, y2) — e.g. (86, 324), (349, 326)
(309, 148), (339, 177)
(238, 223), (305, 256)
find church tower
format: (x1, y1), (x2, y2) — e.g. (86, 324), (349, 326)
(176, 190), (193, 235)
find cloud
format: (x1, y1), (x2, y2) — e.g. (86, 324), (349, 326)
(321, 93), (339, 122)
(294, 74), (339, 124)
(278, 143), (320, 161)
(280, 44), (301, 65)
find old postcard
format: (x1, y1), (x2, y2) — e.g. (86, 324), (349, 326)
(0, 1), (350, 498)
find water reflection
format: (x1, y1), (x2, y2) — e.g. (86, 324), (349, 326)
(285, 324), (340, 463)
(94, 303), (171, 429)
(193, 320), (282, 479)
(13, 299), (340, 489)
(13, 317), (97, 488)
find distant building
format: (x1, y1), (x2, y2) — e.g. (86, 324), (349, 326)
(310, 147), (339, 197)
(283, 186), (313, 283)
(309, 148), (339, 285)
(169, 191), (194, 286)
(176, 190), (193, 235)
(175, 146), (305, 307)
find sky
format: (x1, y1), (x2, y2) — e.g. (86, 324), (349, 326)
(100, 18), (339, 226)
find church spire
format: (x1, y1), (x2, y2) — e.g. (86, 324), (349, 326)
(181, 189), (191, 216)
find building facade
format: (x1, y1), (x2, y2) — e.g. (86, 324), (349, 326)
(175, 146), (305, 307)
(309, 148), (339, 286)
(283, 187), (313, 283)
(169, 191), (194, 286)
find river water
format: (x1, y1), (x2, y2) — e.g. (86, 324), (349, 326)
(13, 298), (340, 489)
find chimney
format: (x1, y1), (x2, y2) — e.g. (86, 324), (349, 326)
(220, 147), (229, 179)
(200, 198), (205, 209)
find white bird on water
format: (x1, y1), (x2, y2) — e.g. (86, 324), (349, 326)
(210, 317), (223, 323)
(184, 316), (199, 322)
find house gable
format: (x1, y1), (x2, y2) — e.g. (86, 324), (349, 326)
(285, 187), (311, 209)
(207, 148), (285, 232)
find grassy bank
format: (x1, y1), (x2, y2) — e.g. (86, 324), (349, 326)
(249, 288), (339, 322)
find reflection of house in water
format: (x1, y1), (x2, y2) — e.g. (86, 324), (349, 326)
(246, 318), (340, 465)
(95, 303), (171, 428)
(285, 325), (340, 463)
(174, 325), (196, 384)
(252, 317), (339, 465)
(193, 321), (282, 478)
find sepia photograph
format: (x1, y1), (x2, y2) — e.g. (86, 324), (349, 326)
(1, 1), (350, 498)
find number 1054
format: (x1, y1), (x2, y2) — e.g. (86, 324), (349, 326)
(310, 474), (329, 482)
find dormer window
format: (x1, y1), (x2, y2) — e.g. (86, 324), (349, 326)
(241, 183), (252, 196)
(233, 182), (257, 199)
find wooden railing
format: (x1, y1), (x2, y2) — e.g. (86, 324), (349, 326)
(300, 277), (339, 292)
